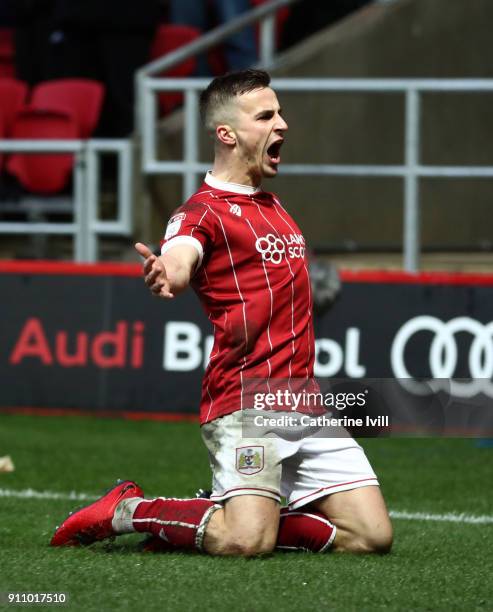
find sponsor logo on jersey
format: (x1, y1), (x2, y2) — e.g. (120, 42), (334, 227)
(255, 233), (306, 264)
(236, 446), (264, 474)
(229, 203), (242, 217)
(282, 233), (306, 259)
(255, 234), (285, 264)
(165, 213), (186, 239)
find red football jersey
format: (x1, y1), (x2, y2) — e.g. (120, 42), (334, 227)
(161, 172), (314, 424)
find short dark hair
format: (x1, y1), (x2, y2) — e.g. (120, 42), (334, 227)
(199, 69), (271, 132)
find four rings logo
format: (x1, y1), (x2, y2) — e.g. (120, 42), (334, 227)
(255, 233), (285, 265)
(391, 316), (493, 398)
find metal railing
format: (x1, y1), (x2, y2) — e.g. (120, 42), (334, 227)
(138, 77), (493, 272)
(135, 0), (299, 137)
(0, 139), (133, 262)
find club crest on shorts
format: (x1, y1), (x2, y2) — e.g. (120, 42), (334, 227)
(236, 446), (264, 475)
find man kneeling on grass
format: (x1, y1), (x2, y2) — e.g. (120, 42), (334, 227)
(51, 70), (392, 556)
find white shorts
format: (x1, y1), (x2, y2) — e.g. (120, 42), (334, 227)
(201, 411), (379, 510)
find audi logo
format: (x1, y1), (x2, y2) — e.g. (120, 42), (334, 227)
(255, 233), (285, 265)
(391, 316), (493, 398)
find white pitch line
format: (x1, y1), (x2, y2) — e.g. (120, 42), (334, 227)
(0, 487), (492, 525)
(0, 488), (97, 501)
(389, 510), (493, 525)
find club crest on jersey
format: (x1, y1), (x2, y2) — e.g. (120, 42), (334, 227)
(255, 233), (285, 265)
(165, 213), (186, 239)
(236, 446), (264, 475)
(229, 203), (242, 217)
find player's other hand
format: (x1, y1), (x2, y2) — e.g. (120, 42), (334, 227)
(134, 242), (174, 299)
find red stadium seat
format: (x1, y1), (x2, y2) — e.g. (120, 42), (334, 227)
(6, 109), (78, 194)
(31, 79), (105, 138)
(0, 28), (15, 78)
(149, 24), (201, 114)
(0, 78), (28, 135)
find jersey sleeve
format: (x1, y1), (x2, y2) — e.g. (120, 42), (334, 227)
(160, 203), (216, 269)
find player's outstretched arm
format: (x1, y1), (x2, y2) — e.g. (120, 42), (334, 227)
(134, 242), (198, 299)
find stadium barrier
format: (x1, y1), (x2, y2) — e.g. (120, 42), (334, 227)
(1, 261), (492, 420)
(0, 139), (133, 262)
(138, 75), (493, 273)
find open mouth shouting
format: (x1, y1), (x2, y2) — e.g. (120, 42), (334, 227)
(266, 139), (284, 166)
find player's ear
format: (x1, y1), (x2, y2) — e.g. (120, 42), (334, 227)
(216, 124), (236, 147)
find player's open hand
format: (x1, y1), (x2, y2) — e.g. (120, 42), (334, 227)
(134, 242), (174, 299)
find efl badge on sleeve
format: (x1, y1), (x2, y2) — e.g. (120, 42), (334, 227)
(236, 446), (264, 475)
(165, 213), (186, 239)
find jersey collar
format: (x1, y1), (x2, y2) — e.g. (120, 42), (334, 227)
(205, 171), (262, 195)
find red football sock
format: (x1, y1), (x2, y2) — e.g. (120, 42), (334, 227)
(132, 500), (335, 554)
(276, 508), (336, 552)
(131, 498), (219, 551)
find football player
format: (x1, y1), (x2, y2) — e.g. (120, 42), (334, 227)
(52, 70), (392, 556)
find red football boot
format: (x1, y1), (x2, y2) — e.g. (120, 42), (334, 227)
(50, 480), (143, 547)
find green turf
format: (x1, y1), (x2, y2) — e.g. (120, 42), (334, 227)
(0, 413), (492, 611)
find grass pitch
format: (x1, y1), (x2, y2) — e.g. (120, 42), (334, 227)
(0, 413), (492, 611)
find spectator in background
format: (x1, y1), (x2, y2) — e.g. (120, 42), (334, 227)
(169, 0), (257, 74)
(6, 0), (56, 86)
(0, 0), (15, 26)
(42, 0), (161, 136)
(281, 0), (372, 50)
(8, 0), (160, 136)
